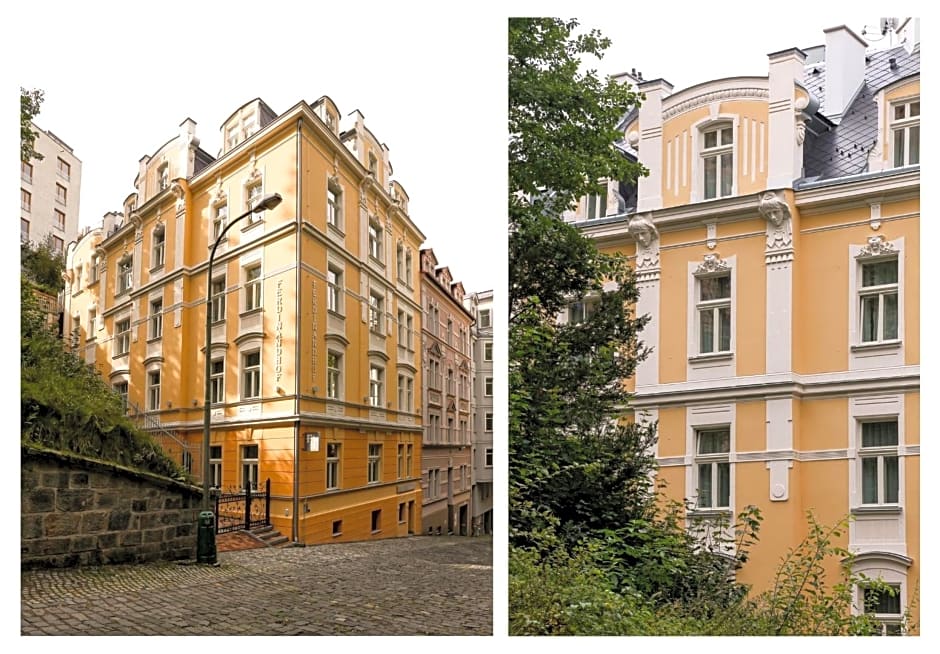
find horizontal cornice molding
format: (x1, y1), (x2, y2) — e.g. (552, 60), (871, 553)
(632, 366), (919, 408)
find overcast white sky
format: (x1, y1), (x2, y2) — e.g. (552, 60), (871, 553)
(9, 5), (911, 298)
(13, 1), (507, 295)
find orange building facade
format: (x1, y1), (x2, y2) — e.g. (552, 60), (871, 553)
(63, 96), (426, 544)
(568, 21), (920, 633)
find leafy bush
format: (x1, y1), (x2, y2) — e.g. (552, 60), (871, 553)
(21, 279), (185, 481)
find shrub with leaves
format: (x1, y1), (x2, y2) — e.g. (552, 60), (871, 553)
(21, 279), (186, 481)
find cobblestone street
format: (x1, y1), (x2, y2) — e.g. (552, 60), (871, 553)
(21, 535), (492, 636)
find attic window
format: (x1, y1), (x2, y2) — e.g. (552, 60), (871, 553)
(891, 99), (920, 167)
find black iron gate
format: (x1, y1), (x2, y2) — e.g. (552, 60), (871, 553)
(215, 478), (271, 534)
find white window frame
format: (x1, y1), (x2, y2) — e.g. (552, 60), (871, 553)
(369, 364), (384, 407)
(485, 412), (493, 432)
(114, 318), (131, 356)
(327, 265), (343, 315)
(209, 445), (222, 489)
(368, 219), (383, 262)
(858, 419), (900, 507)
(151, 227), (166, 269)
(369, 290), (384, 334)
(398, 374), (414, 412)
(368, 443), (382, 483)
(245, 181), (264, 224)
(210, 357), (225, 405)
(117, 257), (133, 295)
(244, 264), (262, 312)
(484, 376), (493, 397)
(478, 308), (491, 329)
(213, 203), (228, 241)
(404, 249), (413, 286)
(210, 275), (226, 323)
(858, 258), (899, 345)
(114, 381), (129, 412)
(241, 443), (259, 491)
(849, 237), (904, 370)
(149, 298), (163, 340)
(483, 341), (493, 362)
(87, 308), (97, 340)
(147, 369), (161, 411)
(890, 98), (919, 168)
(694, 427), (731, 510)
(326, 443), (341, 490)
(696, 272), (732, 355)
(585, 190), (607, 220)
(485, 448), (493, 468)
(242, 349), (261, 400)
(326, 350), (343, 400)
(700, 122), (735, 200)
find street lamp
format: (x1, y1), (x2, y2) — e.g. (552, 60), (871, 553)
(197, 191), (282, 564)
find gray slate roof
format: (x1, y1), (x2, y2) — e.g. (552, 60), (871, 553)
(802, 45), (919, 181)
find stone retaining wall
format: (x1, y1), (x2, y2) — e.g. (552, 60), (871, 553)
(21, 445), (203, 568)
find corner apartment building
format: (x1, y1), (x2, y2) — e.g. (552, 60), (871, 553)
(567, 20), (919, 633)
(465, 289), (494, 536)
(420, 248), (474, 535)
(63, 96), (425, 545)
(21, 123), (82, 253)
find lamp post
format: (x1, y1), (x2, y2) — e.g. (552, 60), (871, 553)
(197, 191), (282, 564)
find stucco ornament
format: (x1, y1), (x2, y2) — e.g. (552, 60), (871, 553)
(628, 213), (660, 269)
(856, 234), (895, 259)
(170, 181), (185, 212)
(758, 190), (792, 249)
(695, 253), (729, 275)
(211, 176), (227, 205)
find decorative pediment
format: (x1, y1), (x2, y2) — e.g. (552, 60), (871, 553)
(429, 342), (443, 357)
(695, 253), (730, 275)
(458, 360), (470, 373)
(211, 176), (227, 206)
(855, 235), (896, 259)
(245, 153), (262, 186)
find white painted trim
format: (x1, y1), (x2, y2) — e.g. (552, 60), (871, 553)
(848, 394), (907, 557)
(633, 364), (919, 408)
(685, 404), (735, 509)
(687, 255), (736, 381)
(848, 237), (905, 371)
(689, 115), (740, 204)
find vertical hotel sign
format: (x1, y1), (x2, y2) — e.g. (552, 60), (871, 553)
(275, 279), (283, 382)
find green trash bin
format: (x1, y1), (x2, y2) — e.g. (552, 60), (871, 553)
(197, 510), (217, 564)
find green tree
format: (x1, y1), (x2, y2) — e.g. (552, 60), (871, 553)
(21, 235), (66, 295)
(21, 87), (45, 162)
(21, 281), (184, 481)
(509, 17), (652, 549)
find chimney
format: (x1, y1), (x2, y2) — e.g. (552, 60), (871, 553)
(635, 78), (673, 212)
(896, 17), (920, 54)
(823, 25), (867, 124)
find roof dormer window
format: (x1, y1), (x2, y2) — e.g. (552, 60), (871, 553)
(701, 124), (734, 200)
(891, 99), (919, 167)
